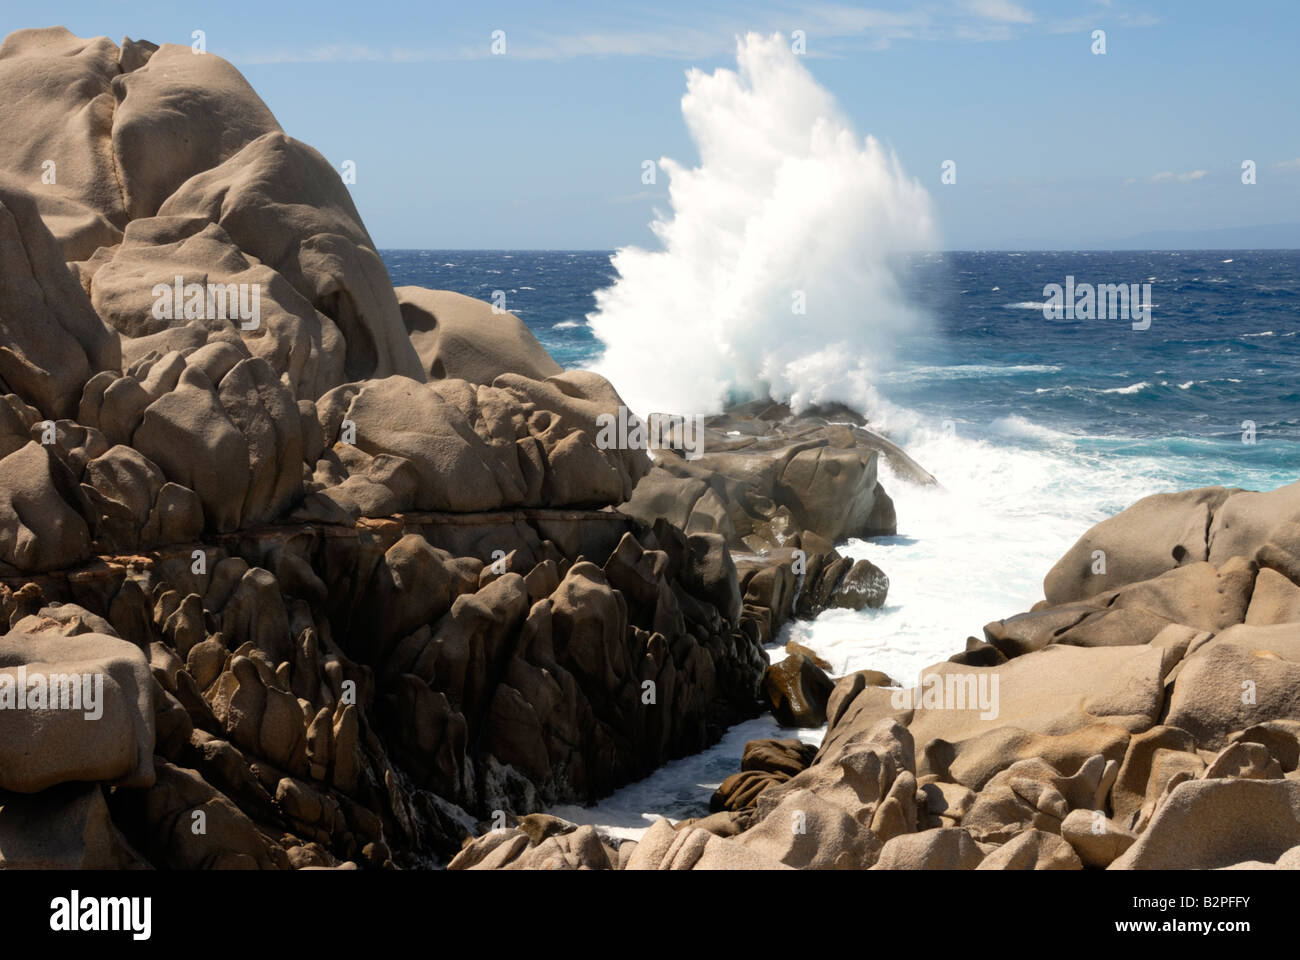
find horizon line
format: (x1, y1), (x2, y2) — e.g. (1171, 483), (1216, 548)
(377, 246), (1300, 253)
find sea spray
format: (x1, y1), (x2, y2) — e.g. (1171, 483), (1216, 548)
(588, 32), (936, 418)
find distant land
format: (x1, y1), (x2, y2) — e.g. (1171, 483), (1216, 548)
(1092, 222), (1300, 251)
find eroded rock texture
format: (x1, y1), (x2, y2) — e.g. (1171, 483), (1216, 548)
(458, 479), (1300, 871)
(0, 28), (903, 869)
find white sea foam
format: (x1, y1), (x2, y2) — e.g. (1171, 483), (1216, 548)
(587, 32), (935, 418)
(878, 363), (1060, 383)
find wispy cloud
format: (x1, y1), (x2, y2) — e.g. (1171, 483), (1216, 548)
(1273, 158), (1300, 171)
(229, 2), (1158, 65)
(1126, 169), (1208, 185)
(963, 0), (1035, 24)
(1044, 9), (1160, 34)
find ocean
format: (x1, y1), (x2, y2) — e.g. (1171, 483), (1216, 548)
(382, 248), (1300, 835)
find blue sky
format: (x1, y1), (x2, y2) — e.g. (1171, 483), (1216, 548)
(11, 0), (1300, 249)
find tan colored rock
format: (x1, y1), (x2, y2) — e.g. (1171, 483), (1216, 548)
(923, 722), (1130, 792)
(159, 132), (425, 384)
(1201, 740), (1283, 781)
(133, 364), (248, 532)
(0, 28), (127, 260)
(1111, 778), (1300, 870)
(1208, 481), (1300, 566)
(1165, 636), (1300, 749)
(0, 630), (155, 793)
(621, 818), (787, 870)
(976, 828), (1083, 870)
(735, 787), (880, 869)
(918, 780), (975, 828)
(396, 287), (562, 384)
(1245, 567), (1300, 625)
(816, 685), (913, 764)
(711, 738), (816, 812)
(762, 719), (913, 828)
(126, 760), (288, 869)
(1132, 750), (1206, 833)
(964, 754), (1115, 844)
(111, 43), (280, 220)
(0, 182), (120, 419)
(869, 769), (918, 843)
(90, 216), (345, 399)
(994, 561), (1255, 655)
(1043, 486), (1235, 605)
(449, 817), (614, 871)
(1229, 720), (1300, 772)
(871, 827), (983, 870)
(785, 641), (832, 671)
(301, 370), (652, 519)
(1111, 725), (1199, 825)
(0, 443), (92, 573)
(906, 645), (1169, 769)
(1060, 808), (1136, 868)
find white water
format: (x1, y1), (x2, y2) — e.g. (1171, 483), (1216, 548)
(588, 32), (936, 419)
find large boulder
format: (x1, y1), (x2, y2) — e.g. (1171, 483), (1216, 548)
(0, 27), (128, 259)
(0, 783), (140, 869)
(1209, 481), (1300, 566)
(0, 631), (155, 792)
(762, 654), (833, 728)
(159, 132), (425, 384)
(1164, 626), (1300, 748)
(131, 364), (251, 532)
(1042, 487), (1237, 605)
(1111, 778), (1300, 870)
(111, 42), (281, 221)
(89, 216), (346, 398)
(396, 287), (562, 384)
(904, 644), (1171, 763)
(0, 443), (92, 573)
(300, 371), (650, 519)
(0, 181), (120, 419)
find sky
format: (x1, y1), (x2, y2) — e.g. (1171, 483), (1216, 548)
(7, 0), (1299, 249)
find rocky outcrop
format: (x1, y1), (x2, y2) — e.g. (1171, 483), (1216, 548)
(463, 478), (1300, 870)
(619, 399), (926, 553)
(0, 26), (907, 871)
(0, 26), (849, 870)
(1, 507), (773, 867)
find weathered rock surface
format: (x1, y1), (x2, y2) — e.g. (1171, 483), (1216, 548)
(1, 26), (879, 870)
(21, 23), (1295, 877)
(468, 477), (1299, 873)
(0, 630), (155, 792)
(396, 287), (562, 385)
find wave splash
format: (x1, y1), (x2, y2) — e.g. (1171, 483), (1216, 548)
(588, 32), (936, 418)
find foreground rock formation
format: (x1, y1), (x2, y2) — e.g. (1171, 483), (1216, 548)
(10, 23), (1288, 874)
(455, 481), (1300, 870)
(0, 27), (902, 868)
